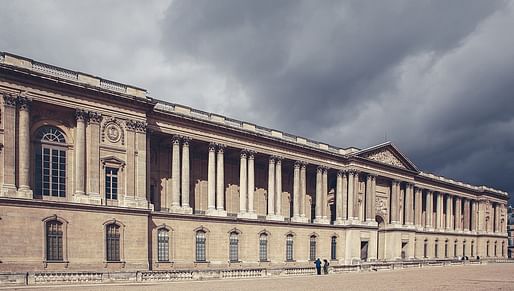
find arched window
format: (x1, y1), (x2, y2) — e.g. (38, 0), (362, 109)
(423, 239), (428, 258)
(35, 126), (67, 197)
(157, 229), (170, 262)
(196, 231), (206, 262)
(463, 241), (467, 257)
(502, 241), (505, 257)
(444, 240), (449, 258)
(286, 234), (294, 261)
(494, 241), (498, 257)
(471, 241), (475, 257)
(309, 235), (317, 261)
(434, 240), (439, 258)
(331, 236), (337, 260)
(259, 233), (268, 262)
(487, 241), (490, 257)
(229, 232), (239, 262)
(454, 241), (458, 257)
(106, 224), (120, 262)
(46, 220), (63, 261)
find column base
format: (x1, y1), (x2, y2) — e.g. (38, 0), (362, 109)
(334, 219), (346, 225)
(291, 216), (309, 223)
(0, 184), (17, 197)
(206, 208), (227, 217)
(238, 212), (258, 219)
(87, 192), (102, 205)
(313, 218), (330, 225)
(16, 187), (33, 199)
(121, 196), (149, 209)
(169, 205), (184, 214)
(182, 206), (193, 214)
(266, 214), (284, 221)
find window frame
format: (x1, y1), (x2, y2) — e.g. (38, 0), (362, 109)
(34, 126), (68, 198)
(105, 167), (119, 200)
(195, 230), (207, 262)
(259, 233), (268, 262)
(331, 236), (337, 260)
(309, 235), (317, 261)
(229, 232), (239, 263)
(286, 234), (294, 262)
(157, 228), (170, 262)
(42, 215), (68, 263)
(103, 220), (125, 263)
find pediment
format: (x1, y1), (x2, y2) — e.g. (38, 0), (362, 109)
(354, 142), (419, 172)
(101, 156), (126, 168)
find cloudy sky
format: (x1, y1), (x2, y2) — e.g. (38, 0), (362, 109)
(1, 0), (513, 203)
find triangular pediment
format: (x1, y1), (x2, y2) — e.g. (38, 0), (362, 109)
(354, 142), (419, 172)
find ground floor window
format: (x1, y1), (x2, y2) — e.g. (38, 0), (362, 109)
(309, 235), (316, 261)
(46, 220), (63, 261)
(331, 236), (337, 260)
(286, 235), (294, 261)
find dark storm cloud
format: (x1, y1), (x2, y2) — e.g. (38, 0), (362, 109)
(0, 1), (513, 202)
(160, 0), (514, 201)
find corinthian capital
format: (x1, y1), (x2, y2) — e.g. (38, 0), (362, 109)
(88, 111), (103, 124)
(17, 95), (32, 111)
(75, 109), (89, 122)
(2, 93), (17, 108)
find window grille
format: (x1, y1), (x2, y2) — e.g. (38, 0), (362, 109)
(331, 236), (337, 260)
(157, 229), (169, 262)
(35, 126), (66, 197)
(229, 232), (239, 262)
(196, 231), (206, 262)
(309, 235), (317, 261)
(46, 220), (63, 261)
(259, 234), (268, 262)
(105, 167), (119, 200)
(106, 224), (120, 261)
(286, 235), (294, 261)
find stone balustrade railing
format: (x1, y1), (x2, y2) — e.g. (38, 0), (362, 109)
(2, 259), (513, 286)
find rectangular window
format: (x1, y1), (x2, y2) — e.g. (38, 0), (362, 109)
(196, 232), (206, 262)
(331, 237), (337, 260)
(46, 221), (63, 261)
(286, 236), (294, 261)
(37, 147), (66, 197)
(157, 229), (169, 262)
(105, 167), (119, 200)
(106, 224), (120, 262)
(229, 234), (239, 262)
(259, 236), (268, 262)
(309, 237), (317, 261)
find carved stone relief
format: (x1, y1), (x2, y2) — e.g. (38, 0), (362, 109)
(363, 149), (407, 169)
(102, 117), (124, 145)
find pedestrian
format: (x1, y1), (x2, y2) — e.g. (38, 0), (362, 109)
(323, 259), (330, 275)
(314, 258), (322, 275)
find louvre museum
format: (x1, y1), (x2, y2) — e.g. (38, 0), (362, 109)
(0, 52), (508, 279)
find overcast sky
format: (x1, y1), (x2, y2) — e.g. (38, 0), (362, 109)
(1, 0), (513, 203)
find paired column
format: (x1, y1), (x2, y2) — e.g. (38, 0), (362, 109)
(335, 171), (344, 224)
(347, 171), (355, 220)
(314, 166), (329, 224)
(207, 142), (227, 216)
(390, 180), (400, 224)
(216, 145), (226, 214)
(207, 143), (216, 212)
(170, 135), (192, 213)
(414, 187), (423, 227)
(470, 200), (477, 231)
(87, 112), (102, 203)
(425, 190), (433, 228)
(435, 192), (444, 229)
(455, 197), (462, 231)
(365, 174), (376, 222)
(291, 161), (308, 223)
(404, 183), (414, 225)
(446, 194), (452, 230)
(266, 156), (283, 221)
(238, 149), (257, 219)
(463, 199), (470, 231)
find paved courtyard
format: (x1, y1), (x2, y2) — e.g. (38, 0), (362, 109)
(2, 263), (514, 291)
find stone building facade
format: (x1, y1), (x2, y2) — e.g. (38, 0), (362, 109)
(0, 52), (508, 273)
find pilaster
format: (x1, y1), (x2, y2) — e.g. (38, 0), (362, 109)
(16, 95), (32, 199)
(1, 93), (17, 197)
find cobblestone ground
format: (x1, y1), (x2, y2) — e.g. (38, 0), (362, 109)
(3, 263), (514, 291)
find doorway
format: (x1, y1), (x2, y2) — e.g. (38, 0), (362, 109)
(361, 241), (369, 261)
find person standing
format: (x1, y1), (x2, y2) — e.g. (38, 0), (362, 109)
(323, 259), (330, 275)
(314, 258), (322, 275)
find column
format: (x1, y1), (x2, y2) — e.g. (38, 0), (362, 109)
(322, 167), (328, 222)
(292, 161), (301, 221)
(405, 183), (413, 225)
(342, 170), (349, 221)
(446, 194), (452, 230)
(181, 137), (192, 213)
(134, 121), (148, 207)
(335, 171), (344, 224)
(216, 144), (226, 214)
(391, 180), (399, 224)
(365, 174), (373, 221)
(470, 200), (476, 231)
(315, 166), (322, 222)
(425, 190), (433, 228)
(347, 171), (355, 220)
(463, 199), (470, 231)
(87, 112), (102, 203)
(238, 151), (247, 215)
(455, 197), (462, 231)
(170, 135), (181, 211)
(266, 157), (276, 217)
(414, 187), (422, 227)
(371, 175), (377, 222)
(247, 151), (256, 215)
(435, 192), (443, 229)
(1, 94), (17, 196)
(74, 109), (87, 196)
(275, 157), (282, 217)
(17, 96), (32, 198)
(300, 162), (307, 220)
(354, 171), (361, 221)
(207, 143), (216, 212)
